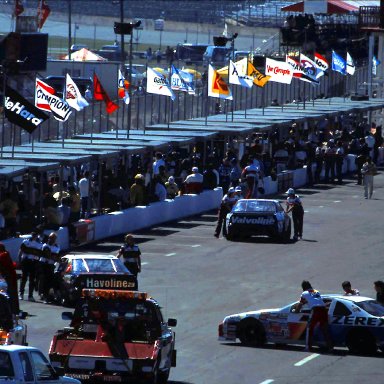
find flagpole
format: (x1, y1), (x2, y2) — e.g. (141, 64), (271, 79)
(262, 86), (265, 116)
(11, 123), (15, 158)
(303, 81), (306, 110)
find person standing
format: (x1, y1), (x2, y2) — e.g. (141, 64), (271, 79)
(0, 243), (19, 314)
(285, 188), (304, 241)
(78, 171), (90, 219)
(295, 280), (332, 352)
(324, 139), (336, 183)
(314, 144), (325, 184)
(335, 140), (345, 184)
(117, 234), (141, 277)
(214, 187), (237, 238)
(361, 157), (377, 199)
(38, 232), (60, 303)
(241, 157), (260, 199)
(355, 138), (370, 185)
(341, 281), (360, 296)
(374, 280), (384, 305)
(18, 232), (42, 302)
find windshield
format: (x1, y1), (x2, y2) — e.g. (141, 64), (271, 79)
(355, 300), (384, 317)
(233, 200), (276, 213)
(73, 258), (128, 273)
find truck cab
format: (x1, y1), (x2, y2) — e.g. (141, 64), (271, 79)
(49, 289), (177, 383)
(0, 345), (80, 383)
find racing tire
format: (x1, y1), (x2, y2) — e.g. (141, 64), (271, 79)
(158, 369), (170, 384)
(226, 231), (236, 241)
(346, 329), (377, 355)
(238, 318), (266, 347)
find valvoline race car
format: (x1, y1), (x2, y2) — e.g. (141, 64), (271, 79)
(218, 295), (384, 354)
(57, 254), (138, 306)
(49, 289), (177, 384)
(225, 199), (291, 241)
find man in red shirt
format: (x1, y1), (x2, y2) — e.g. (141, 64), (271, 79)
(0, 243), (19, 314)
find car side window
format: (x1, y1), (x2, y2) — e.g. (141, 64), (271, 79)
(19, 352), (34, 382)
(333, 301), (352, 317)
(0, 352), (14, 377)
(30, 351), (56, 380)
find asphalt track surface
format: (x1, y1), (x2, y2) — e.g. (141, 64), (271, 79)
(22, 172), (384, 384)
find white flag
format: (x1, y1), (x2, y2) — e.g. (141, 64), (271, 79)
(228, 58), (253, 88)
(300, 53), (320, 84)
(35, 78), (72, 122)
(146, 67), (175, 100)
(265, 58), (293, 84)
(346, 52), (356, 76)
(118, 69), (130, 105)
(65, 74), (89, 111)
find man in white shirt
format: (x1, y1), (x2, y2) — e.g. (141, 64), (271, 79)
(78, 171), (90, 218)
(184, 167), (203, 194)
(152, 152), (166, 177)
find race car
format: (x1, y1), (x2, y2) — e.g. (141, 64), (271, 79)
(0, 291), (28, 346)
(225, 199), (291, 241)
(57, 254), (138, 306)
(49, 289), (177, 384)
(218, 294), (384, 354)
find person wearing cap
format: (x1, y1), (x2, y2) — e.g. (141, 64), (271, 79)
(214, 187), (237, 238)
(130, 174), (146, 206)
(285, 188), (304, 241)
(184, 167), (203, 194)
(234, 186), (243, 199)
(18, 232), (42, 302)
(117, 234), (141, 277)
(165, 176), (179, 199)
(38, 232), (60, 303)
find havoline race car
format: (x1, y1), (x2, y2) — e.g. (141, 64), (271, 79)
(57, 254), (138, 306)
(225, 199), (291, 241)
(218, 294), (384, 354)
(49, 289), (177, 384)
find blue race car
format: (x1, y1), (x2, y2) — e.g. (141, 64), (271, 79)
(218, 294), (384, 354)
(225, 199), (291, 242)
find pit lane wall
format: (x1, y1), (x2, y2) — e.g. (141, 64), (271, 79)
(4, 156), (358, 261)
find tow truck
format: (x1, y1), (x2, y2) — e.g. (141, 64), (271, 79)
(49, 289), (177, 383)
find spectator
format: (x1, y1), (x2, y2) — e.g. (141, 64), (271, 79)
(0, 192), (19, 237)
(203, 163), (218, 190)
(130, 174), (146, 206)
(335, 140), (345, 184)
(68, 186), (81, 223)
(184, 167), (204, 194)
(0, 243), (19, 314)
(165, 176), (179, 199)
(58, 197), (71, 226)
(361, 156), (377, 199)
(153, 152), (166, 177)
(154, 175), (167, 201)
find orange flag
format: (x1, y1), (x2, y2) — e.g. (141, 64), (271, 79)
(93, 73), (119, 114)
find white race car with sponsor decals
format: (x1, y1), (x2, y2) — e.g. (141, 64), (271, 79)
(218, 295), (384, 354)
(225, 199), (291, 242)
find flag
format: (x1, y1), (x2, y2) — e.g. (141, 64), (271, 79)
(5, 85), (49, 133)
(146, 67), (175, 100)
(286, 55), (303, 79)
(35, 78), (72, 122)
(93, 73), (119, 114)
(208, 64), (233, 100)
(37, 0), (50, 29)
(314, 52), (328, 78)
(14, 0), (24, 17)
(65, 74), (89, 111)
(247, 61), (270, 88)
(300, 53), (320, 84)
(228, 58), (253, 88)
(265, 57), (293, 84)
(118, 69), (130, 105)
(346, 52), (355, 75)
(170, 65), (195, 95)
(332, 51), (346, 75)
(373, 56), (381, 76)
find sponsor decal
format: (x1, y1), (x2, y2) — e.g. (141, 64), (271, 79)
(4, 85), (49, 133)
(85, 278), (135, 289)
(232, 216), (274, 225)
(332, 316), (384, 326)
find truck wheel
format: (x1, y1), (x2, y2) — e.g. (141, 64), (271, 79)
(346, 329), (377, 355)
(158, 369), (170, 384)
(238, 318), (266, 347)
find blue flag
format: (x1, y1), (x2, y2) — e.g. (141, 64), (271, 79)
(170, 65), (195, 95)
(332, 51), (346, 75)
(373, 56), (381, 75)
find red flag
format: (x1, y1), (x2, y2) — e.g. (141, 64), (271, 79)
(14, 0), (24, 17)
(37, 0), (51, 29)
(93, 73), (119, 114)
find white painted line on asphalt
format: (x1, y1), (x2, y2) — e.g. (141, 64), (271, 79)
(333, 200), (341, 203)
(191, 244), (201, 248)
(165, 253), (177, 257)
(319, 206), (324, 208)
(141, 262), (149, 266)
(304, 210), (309, 213)
(294, 353), (320, 367)
(259, 380), (274, 384)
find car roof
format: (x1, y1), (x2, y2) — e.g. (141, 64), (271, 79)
(322, 294), (374, 302)
(62, 254), (118, 260)
(0, 345), (40, 352)
(237, 198), (280, 204)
